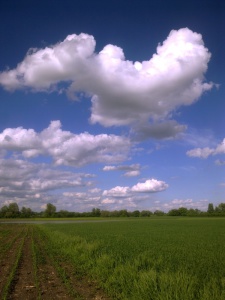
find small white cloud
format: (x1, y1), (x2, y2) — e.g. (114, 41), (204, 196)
(124, 170), (140, 177)
(102, 178), (168, 199)
(172, 199), (193, 204)
(187, 138), (225, 159)
(102, 166), (117, 171)
(40, 204), (47, 210)
(89, 188), (101, 193)
(102, 186), (130, 198)
(103, 164), (139, 171)
(131, 179), (168, 193)
(186, 147), (214, 159)
(62, 192), (86, 198)
(215, 159), (225, 166)
(101, 198), (116, 204)
(103, 164), (141, 176)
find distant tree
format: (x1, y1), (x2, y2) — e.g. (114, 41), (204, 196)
(119, 209), (129, 217)
(131, 210), (140, 217)
(168, 209), (180, 216)
(20, 207), (33, 218)
(110, 210), (120, 217)
(81, 211), (92, 217)
(0, 205), (9, 218)
(215, 203), (225, 215)
(57, 210), (70, 218)
(187, 208), (201, 217)
(100, 210), (111, 217)
(91, 208), (101, 217)
(218, 203), (225, 212)
(8, 202), (20, 218)
(154, 210), (164, 216)
(178, 207), (188, 216)
(140, 210), (152, 217)
(44, 203), (56, 217)
(72, 212), (81, 217)
(106, 209), (128, 217)
(207, 203), (214, 214)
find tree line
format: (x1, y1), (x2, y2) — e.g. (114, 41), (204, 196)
(0, 202), (225, 218)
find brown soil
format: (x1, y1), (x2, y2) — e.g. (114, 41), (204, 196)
(7, 229), (38, 300)
(0, 225), (26, 298)
(0, 225), (110, 300)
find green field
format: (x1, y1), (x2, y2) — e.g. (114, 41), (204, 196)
(1, 218), (224, 299)
(34, 218), (225, 300)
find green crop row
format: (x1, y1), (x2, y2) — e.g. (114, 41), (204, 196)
(32, 226), (82, 299)
(36, 218), (225, 300)
(0, 225), (26, 262)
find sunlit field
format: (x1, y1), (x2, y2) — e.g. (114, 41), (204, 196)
(36, 218), (225, 300)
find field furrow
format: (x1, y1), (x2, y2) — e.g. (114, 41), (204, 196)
(0, 225), (25, 260)
(33, 227), (110, 300)
(0, 226), (26, 300)
(7, 227), (38, 300)
(34, 240), (76, 300)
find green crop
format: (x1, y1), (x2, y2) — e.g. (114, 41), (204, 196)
(35, 218), (225, 299)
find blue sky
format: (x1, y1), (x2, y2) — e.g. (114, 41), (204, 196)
(0, 0), (224, 212)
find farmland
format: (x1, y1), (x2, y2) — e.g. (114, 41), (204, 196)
(0, 218), (225, 299)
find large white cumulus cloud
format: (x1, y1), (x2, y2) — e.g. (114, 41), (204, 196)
(0, 33), (96, 91)
(90, 28), (212, 127)
(0, 121), (131, 166)
(0, 28), (213, 137)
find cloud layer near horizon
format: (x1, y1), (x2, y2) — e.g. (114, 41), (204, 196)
(0, 28), (213, 139)
(0, 158), (93, 210)
(0, 157), (169, 211)
(0, 120), (171, 211)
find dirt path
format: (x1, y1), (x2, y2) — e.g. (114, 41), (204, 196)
(0, 225), (110, 300)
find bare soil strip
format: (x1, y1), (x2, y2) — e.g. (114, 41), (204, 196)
(0, 225), (25, 299)
(58, 262), (109, 300)
(0, 225), (110, 300)
(5, 226), (75, 300)
(7, 228), (38, 300)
